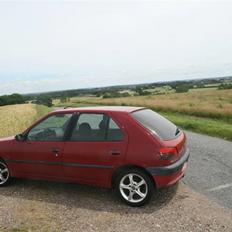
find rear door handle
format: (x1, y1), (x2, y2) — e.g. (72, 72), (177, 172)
(110, 150), (121, 156)
(52, 148), (60, 157)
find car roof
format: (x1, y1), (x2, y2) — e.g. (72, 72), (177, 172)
(54, 106), (145, 114)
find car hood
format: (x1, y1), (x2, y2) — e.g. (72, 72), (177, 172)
(0, 136), (15, 142)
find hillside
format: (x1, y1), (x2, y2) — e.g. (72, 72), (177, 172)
(0, 104), (51, 138)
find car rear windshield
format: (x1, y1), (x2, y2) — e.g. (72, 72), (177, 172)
(131, 109), (180, 140)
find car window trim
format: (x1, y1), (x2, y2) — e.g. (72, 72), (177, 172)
(24, 112), (74, 142)
(64, 112), (80, 141)
(66, 112), (125, 142)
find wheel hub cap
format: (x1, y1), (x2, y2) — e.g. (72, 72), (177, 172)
(120, 173), (148, 203)
(0, 162), (9, 185)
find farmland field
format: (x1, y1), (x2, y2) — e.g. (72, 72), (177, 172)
(66, 89), (232, 120)
(1, 89), (231, 140)
(0, 104), (51, 138)
(55, 88), (232, 140)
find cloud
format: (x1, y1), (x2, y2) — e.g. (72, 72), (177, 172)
(0, 1), (232, 94)
(1, 61), (232, 95)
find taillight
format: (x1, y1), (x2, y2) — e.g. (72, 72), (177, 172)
(159, 147), (178, 160)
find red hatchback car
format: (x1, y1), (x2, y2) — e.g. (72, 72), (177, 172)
(0, 106), (189, 206)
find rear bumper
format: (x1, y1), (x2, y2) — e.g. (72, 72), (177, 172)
(146, 148), (190, 188)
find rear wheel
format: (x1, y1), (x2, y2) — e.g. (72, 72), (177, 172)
(0, 161), (11, 187)
(115, 168), (154, 206)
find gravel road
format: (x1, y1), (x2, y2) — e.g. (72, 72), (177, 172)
(184, 131), (232, 209)
(0, 181), (232, 232)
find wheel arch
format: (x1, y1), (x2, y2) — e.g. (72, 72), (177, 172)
(0, 157), (6, 163)
(111, 164), (156, 188)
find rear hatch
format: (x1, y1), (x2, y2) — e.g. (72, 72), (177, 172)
(131, 109), (187, 163)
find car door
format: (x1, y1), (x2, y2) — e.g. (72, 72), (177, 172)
(63, 112), (128, 187)
(9, 113), (73, 179)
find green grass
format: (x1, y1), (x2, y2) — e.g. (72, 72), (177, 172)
(67, 89), (232, 123)
(57, 89), (232, 141)
(11, 228), (28, 232)
(55, 104), (232, 140)
(35, 104), (52, 119)
(160, 111), (232, 141)
(54, 100), (232, 141)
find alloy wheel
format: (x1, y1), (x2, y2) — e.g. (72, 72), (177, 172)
(119, 173), (148, 203)
(0, 162), (10, 185)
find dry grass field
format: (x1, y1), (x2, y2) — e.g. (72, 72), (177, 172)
(1, 89), (230, 140)
(0, 104), (50, 138)
(55, 89), (232, 140)
(70, 89), (232, 120)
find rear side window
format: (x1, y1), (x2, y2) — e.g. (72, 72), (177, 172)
(131, 109), (180, 140)
(108, 118), (124, 141)
(70, 113), (124, 141)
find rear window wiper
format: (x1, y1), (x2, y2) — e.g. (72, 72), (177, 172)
(175, 127), (180, 136)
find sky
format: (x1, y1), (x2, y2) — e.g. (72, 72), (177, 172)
(0, 0), (232, 95)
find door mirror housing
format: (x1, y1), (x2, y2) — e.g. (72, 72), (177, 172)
(15, 134), (26, 142)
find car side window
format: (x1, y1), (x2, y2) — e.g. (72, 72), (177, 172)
(27, 114), (72, 141)
(70, 113), (124, 141)
(108, 118), (124, 141)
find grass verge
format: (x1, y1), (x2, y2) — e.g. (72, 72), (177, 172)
(34, 104), (52, 119)
(160, 111), (232, 141)
(55, 100), (232, 141)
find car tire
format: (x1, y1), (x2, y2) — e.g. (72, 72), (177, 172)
(115, 168), (154, 207)
(0, 160), (11, 187)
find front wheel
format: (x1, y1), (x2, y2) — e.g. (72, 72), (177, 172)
(0, 161), (11, 187)
(115, 169), (154, 206)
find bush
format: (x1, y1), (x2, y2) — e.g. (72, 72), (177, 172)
(102, 91), (130, 98)
(0, 93), (25, 106)
(60, 96), (70, 103)
(175, 84), (192, 93)
(135, 87), (151, 96)
(35, 95), (53, 107)
(218, 84), (232, 90)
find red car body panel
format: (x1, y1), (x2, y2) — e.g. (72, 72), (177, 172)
(0, 106), (189, 189)
(8, 141), (65, 179)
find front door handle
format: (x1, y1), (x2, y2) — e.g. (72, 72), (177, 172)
(110, 150), (121, 156)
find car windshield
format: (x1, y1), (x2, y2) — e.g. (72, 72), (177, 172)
(131, 109), (180, 140)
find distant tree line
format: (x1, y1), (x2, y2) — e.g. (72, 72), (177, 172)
(33, 95), (53, 107)
(174, 84), (193, 93)
(135, 87), (150, 96)
(22, 76), (231, 101)
(0, 93), (25, 106)
(218, 84), (232, 90)
(0, 93), (54, 107)
(20, 76), (231, 103)
(102, 91), (130, 98)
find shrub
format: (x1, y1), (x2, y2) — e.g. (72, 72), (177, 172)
(218, 84), (232, 90)
(175, 84), (192, 93)
(0, 93), (25, 106)
(35, 95), (53, 107)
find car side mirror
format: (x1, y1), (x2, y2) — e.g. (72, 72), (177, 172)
(15, 134), (26, 142)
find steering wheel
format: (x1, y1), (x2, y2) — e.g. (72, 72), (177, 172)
(43, 128), (56, 138)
